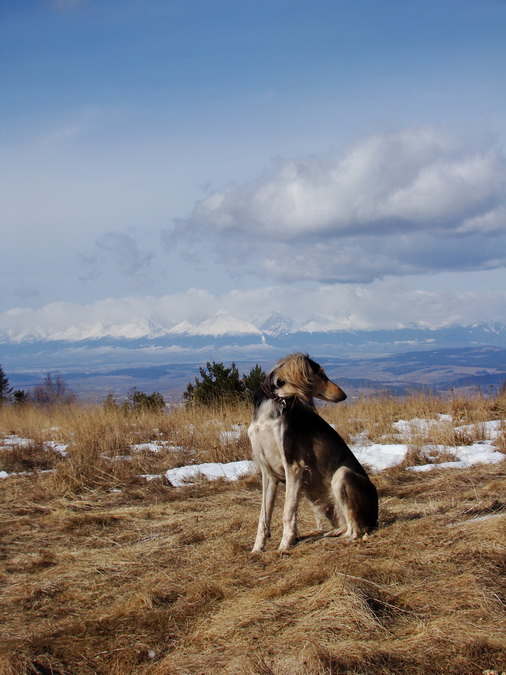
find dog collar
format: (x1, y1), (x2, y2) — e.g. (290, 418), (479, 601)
(260, 380), (287, 409)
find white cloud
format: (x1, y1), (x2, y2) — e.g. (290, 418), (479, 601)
(173, 128), (506, 283)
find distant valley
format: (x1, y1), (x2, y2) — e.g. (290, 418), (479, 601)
(2, 319), (506, 402)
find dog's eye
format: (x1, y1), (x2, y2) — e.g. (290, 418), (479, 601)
(276, 379), (285, 387)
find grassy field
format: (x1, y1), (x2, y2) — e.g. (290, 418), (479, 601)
(1, 394), (505, 674)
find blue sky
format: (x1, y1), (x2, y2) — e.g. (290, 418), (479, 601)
(1, 0), (506, 338)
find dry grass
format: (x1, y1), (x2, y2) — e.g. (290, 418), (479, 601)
(1, 394), (506, 674)
(0, 402), (253, 494)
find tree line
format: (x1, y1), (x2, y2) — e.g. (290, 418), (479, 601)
(0, 361), (267, 409)
(0, 368), (74, 407)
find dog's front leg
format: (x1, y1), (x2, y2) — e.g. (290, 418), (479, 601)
(279, 464), (303, 551)
(252, 470), (278, 552)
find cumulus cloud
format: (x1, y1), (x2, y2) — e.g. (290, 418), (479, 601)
(172, 128), (506, 283)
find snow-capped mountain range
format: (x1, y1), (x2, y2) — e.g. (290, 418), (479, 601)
(2, 305), (506, 385)
(1, 310), (263, 344)
(2, 309), (506, 345)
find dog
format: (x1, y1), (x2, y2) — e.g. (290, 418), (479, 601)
(248, 353), (378, 552)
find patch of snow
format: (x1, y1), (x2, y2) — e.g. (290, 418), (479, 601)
(454, 420), (504, 439)
(166, 460), (256, 487)
(392, 415), (452, 435)
(349, 431), (372, 445)
(0, 436), (68, 456)
(219, 429), (242, 444)
(1, 469), (55, 478)
(351, 443), (410, 471)
(407, 443), (503, 472)
(131, 442), (163, 453)
(1, 436), (34, 448)
(44, 441), (69, 456)
(131, 442), (184, 453)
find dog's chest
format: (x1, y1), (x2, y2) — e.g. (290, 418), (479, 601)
(248, 400), (286, 477)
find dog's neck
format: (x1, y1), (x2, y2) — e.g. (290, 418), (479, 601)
(260, 378), (287, 409)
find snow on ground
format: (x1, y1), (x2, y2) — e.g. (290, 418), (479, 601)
(0, 469), (54, 479)
(131, 442), (184, 453)
(165, 460), (255, 487)
(455, 420), (504, 439)
(392, 415), (453, 435)
(43, 441), (69, 456)
(1, 436), (34, 448)
(219, 426), (242, 444)
(1, 418), (504, 483)
(407, 445), (503, 472)
(352, 443), (410, 471)
(351, 440), (504, 473)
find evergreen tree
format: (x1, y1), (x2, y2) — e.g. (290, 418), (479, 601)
(0, 365), (13, 404)
(184, 361), (266, 406)
(13, 390), (29, 405)
(242, 363), (267, 401)
(184, 361), (244, 406)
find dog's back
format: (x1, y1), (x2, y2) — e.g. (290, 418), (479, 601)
(276, 398), (378, 533)
(280, 397), (367, 476)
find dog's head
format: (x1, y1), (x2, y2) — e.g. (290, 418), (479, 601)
(267, 353), (347, 404)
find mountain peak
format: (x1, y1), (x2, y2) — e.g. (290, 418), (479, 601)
(261, 311), (294, 337)
(166, 312), (262, 337)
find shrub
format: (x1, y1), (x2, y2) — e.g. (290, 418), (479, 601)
(32, 373), (75, 407)
(103, 389), (166, 413)
(127, 389), (166, 413)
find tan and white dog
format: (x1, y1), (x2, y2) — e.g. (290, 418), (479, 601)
(248, 353), (378, 552)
